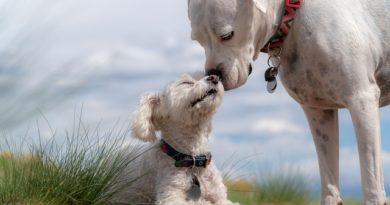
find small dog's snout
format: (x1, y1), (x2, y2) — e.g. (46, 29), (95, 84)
(207, 75), (219, 85)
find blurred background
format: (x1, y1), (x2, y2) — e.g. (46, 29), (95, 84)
(1, 0), (389, 198)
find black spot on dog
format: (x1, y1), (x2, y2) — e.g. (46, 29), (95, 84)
(315, 97), (325, 102)
(320, 144), (327, 155)
(302, 94), (308, 102)
(321, 134), (329, 142)
(291, 87), (299, 95)
(318, 62), (329, 76)
(315, 128), (321, 136)
(315, 129), (329, 142)
(319, 110), (334, 124)
(284, 50), (298, 75)
(306, 70), (314, 82)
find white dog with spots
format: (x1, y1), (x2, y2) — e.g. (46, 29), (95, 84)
(188, 0), (390, 204)
(112, 73), (238, 205)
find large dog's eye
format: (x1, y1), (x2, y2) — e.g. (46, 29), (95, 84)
(220, 31), (234, 41)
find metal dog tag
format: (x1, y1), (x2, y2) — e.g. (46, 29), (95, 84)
(264, 67), (278, 93)
(267, 80), (277, 93)
(187, 175), (201, 200)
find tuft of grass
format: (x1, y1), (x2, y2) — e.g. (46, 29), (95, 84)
(227, 165), (312, 205)
(308, 199), (361, 205)
(254, 166), (311, 205)
(0, 119), (145, 205)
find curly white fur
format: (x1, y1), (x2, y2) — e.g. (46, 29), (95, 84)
(111, 73), (238, 205)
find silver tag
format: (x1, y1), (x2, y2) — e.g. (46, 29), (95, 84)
(267, 80), (277, 93)
(187, 175), (201, 200)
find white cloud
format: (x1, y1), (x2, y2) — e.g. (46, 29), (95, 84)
(251, 118), (304, 135)
(210, 133), (316, 169)
(83, 45), (170, 73)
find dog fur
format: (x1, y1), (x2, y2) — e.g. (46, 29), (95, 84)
(112, 73), (238, 205)
(188, 0), (390, 204)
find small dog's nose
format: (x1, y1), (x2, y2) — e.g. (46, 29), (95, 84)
(205, 68), (222, 79)
(207, 75), (219, 85)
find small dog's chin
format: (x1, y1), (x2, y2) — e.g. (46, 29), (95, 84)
(191, 95), (221, 110)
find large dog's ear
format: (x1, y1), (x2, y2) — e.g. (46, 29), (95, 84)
(253, 0), (268, 13)
(187, 0), (203, 20)
(187, 0), (192, 19)
(131, 92), (160, 142)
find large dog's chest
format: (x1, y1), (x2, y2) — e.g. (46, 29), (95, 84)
(279, 50), (390, 109)
(279, 62), (347, 109)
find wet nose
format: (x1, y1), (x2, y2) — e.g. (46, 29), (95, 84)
(205, 68), (222, 79)
(207, 75), (219, 85)
(206, 63), (223, 79)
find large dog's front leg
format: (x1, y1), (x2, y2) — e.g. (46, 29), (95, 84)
(302, 107), (343, 205)
(348, 93), (387, 205)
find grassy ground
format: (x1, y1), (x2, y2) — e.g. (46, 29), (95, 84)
(308, 199), (360, 205)
(0, 121), (144, 205)
(2, 145), (389, 205)
(1, 120), (388, 205)
(226, 168), (312, 205)
(227, 180), (388, 205)
(1, 149), (314, 205)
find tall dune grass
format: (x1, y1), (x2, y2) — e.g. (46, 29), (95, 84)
(227, 164), (312, 205)
(3, 117), (380, 205)
(0, 119), (144, 205)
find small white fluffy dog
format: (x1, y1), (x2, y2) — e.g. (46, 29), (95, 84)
(113, 73), (238, 205)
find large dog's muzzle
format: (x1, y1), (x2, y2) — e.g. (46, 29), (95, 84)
(206, 63), (253, 81)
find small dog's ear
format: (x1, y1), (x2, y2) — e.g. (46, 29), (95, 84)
(131, 92), (160, 142)
(253, 0), (268, 13)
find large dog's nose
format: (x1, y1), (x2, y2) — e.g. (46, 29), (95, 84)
(207, 74), (219, 85)
(206, 63), (223, 80)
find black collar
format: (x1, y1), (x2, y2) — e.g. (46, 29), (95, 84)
(160, 140), (212, 168)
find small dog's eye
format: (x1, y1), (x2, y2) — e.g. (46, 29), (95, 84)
(180, 81), (194, 86)
(221, 31), (234, 41)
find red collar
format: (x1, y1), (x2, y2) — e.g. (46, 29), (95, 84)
(261, 0), (303, 53)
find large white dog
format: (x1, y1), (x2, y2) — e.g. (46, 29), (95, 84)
(188, 0), (390, 205)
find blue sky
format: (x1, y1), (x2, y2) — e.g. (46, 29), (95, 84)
(1, 0), (390, 197)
